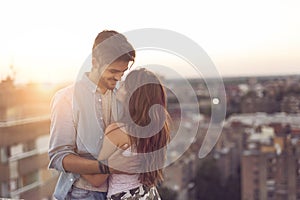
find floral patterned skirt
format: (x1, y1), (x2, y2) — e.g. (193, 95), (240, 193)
(107, 185), (161, 200)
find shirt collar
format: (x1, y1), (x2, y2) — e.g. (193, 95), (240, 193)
(81, 72), (98, 93)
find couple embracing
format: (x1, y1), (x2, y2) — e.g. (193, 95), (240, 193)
(48, 30), (171, 200)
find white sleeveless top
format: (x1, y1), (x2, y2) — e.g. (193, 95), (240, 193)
(107, 148), (142, 197)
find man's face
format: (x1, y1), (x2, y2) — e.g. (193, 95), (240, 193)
(98, 60), (129, 92)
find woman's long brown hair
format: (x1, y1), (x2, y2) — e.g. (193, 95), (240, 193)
(121, 68), (171, 187)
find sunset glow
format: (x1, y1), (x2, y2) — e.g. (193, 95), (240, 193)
(0, 0), (300, 83)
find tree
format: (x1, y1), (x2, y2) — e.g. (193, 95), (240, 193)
(157, 186), (178, 200)
(223, 173), (241, 200)
(194, 157), (223, 200)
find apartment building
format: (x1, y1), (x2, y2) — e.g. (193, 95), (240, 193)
(0, 117), (57, 199)
(240, 124), (300, 200)
(0, 77), (58, 199)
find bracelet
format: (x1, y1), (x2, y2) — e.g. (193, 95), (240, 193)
(98, 159), (110, 174)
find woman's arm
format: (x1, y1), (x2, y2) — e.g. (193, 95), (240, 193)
(81, 174), (109, 187)
(82, 123), (129, 187)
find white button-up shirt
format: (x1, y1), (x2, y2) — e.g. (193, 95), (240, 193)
(48, 73), (119, 198)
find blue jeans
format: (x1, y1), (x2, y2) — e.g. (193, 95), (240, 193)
(66, 186), (107, 200)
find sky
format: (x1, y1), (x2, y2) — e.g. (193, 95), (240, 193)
(0, 0), (300, 83)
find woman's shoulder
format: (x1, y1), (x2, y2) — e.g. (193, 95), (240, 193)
(105, 123), (129, 148)
(105, 123), (126, 135)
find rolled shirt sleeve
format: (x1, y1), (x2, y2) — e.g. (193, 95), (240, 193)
(48, 86), (77, 172)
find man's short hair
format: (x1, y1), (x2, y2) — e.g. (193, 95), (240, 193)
(92, 30), (135, 67)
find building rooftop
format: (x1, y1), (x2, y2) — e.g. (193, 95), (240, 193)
(226, 112), (300, 127)
(0, 115), (49, 128)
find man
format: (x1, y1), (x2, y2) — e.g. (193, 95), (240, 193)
(48, 30), (136, 200)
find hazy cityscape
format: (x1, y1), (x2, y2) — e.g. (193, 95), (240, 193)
(0, 67), (300, 200)
(0, 0), (299, 199)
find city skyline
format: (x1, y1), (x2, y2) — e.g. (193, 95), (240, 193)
(0, 0), (300, 83)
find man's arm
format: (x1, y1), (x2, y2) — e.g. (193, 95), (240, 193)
(81, 123), (143, 186)
(80, 136), (116, 186)
(62, 154), (100, 174)
(48, 87), (100, 174)
(48, 89), (134, 175)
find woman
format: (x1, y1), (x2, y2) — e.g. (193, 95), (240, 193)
(82, 68), (171, 200)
